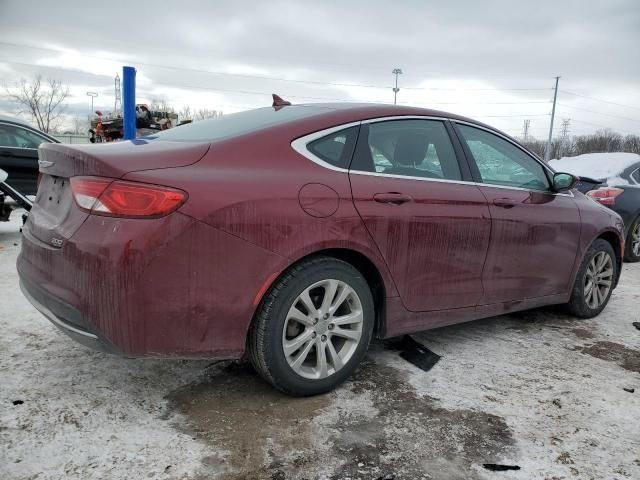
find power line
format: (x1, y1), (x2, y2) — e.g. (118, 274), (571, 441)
(0, 41), (558, 93)
(0, 59), (558, 106)
(559, 90), (640, 112)
(557, 103), (640, 124)
(570, 118), (637, 135)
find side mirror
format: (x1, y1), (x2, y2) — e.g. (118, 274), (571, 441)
(552, 172), (578, 192)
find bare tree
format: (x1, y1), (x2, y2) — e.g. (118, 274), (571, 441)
(522, 129), (640, 159)
(178, 105), (192, 121)
(4, 75), (70, 133)
(149, 97), (174, 113)
(194, 108), (222, 121)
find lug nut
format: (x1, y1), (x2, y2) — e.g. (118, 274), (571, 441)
(311, 332), (317, 338)
(328, 324), (334, 330)
(313, 318), (318, 325)
(323, 314), (329, 320)
(321, 334), (327, 342)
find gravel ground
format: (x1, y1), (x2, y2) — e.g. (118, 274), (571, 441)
(1, 210), (639, 480)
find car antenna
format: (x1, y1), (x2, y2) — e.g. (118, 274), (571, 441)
(272, 94), (292, 109)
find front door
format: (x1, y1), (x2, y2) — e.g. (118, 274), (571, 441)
(349, 118), (491, 312)
(454, 123), (582, 304)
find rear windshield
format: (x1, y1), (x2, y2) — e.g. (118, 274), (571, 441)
(145, 106), (331, 142)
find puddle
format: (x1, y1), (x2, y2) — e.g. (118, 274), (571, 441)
(165, 361), (331, 479)
(166, 358), (516, 479)
(578, 341), (640, 373)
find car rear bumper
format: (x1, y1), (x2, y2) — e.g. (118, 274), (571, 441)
(19, 277), (119, 354)
(17, 210), (287, 358)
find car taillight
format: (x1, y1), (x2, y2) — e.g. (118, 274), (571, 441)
(586, 187), (624, 206)
(70, 176), (187, 218)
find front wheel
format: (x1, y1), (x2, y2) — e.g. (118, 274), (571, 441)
(624, 217), (640, 262)
(249, 257), (374, 396)
(566, 239), (617, 318)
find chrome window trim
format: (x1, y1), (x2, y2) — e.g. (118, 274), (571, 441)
(290, 120), (361, 173)
(290, 116), (574, 198)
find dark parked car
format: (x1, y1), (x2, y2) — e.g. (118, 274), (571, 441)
(0, 116), (59, 196)
(550, 153), (640, 262)
(18, 102), (625, 395)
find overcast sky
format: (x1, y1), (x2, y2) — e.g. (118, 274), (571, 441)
(0, 0), (639, 137)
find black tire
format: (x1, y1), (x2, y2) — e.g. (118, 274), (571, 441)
(624, 216), (640, 263)
(249, 256), (375, 396)
(566, 239), (617, 318)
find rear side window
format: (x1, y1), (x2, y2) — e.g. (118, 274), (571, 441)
(351, 119), (462, 181)
(631, 168), (640, 184)
(457, 124), (550, 191)
(307, 126), (359, 169)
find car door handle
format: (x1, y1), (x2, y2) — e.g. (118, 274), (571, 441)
(373, 193), (413, 205)
(492, 198), (516, 209)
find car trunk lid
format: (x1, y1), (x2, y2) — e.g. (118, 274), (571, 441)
(26, 140), (209, 247)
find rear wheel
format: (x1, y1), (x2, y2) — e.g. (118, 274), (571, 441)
(566, 239), (617, 318)
(249, 257), (374, 396)
(624, 217), (640, 263)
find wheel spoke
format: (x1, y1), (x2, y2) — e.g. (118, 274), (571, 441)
(598, 279), (612, 287)
(316, 339), (328, 378)
(298, 289), (318, 317)
(328, 284), (352, 315)
(332, 310), (363, 326)
(288, 307), (315, 327)
(599, 268), (613, 279)
(319, 279), (339, 315)
(331, 326), (360, 341)
(283, 329), (314, 356)
(326, 339), (343, 371)
(584, 280), (594, 295)
(290, 338), (315, 370)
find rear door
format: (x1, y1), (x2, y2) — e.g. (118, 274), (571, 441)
(349, 118), (491, 312)
(0, 122), (51, 195)
(453, 122), (581, 304)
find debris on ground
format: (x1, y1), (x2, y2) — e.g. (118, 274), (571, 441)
(483, 463), (521, 471)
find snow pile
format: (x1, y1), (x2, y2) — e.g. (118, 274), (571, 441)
(549, 152), (640, 181)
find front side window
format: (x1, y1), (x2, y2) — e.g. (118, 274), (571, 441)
(351, 119), (462, 181)
(0, 123), (48, 149)
(307, 126), (359, 169)
(457, 124), (550, 191)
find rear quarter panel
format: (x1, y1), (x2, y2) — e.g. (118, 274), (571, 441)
(123, 126), (400, 299)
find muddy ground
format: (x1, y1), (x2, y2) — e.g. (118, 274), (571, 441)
(1, 212), (639, 479)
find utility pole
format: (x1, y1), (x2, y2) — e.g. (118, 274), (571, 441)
(392, 68), (403, 105)
(522, 119), (531, 141)
(544, 76), (560, 162)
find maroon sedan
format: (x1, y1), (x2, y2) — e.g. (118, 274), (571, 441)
(18, 102), (624, 395)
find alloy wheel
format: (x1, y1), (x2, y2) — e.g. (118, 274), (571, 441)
(282, 279), (363, 380)
(632, 222), (640, 257)
(583, 251), (614, 309)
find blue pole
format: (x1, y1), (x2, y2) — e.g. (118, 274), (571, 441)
(122, 66), (136, 140)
